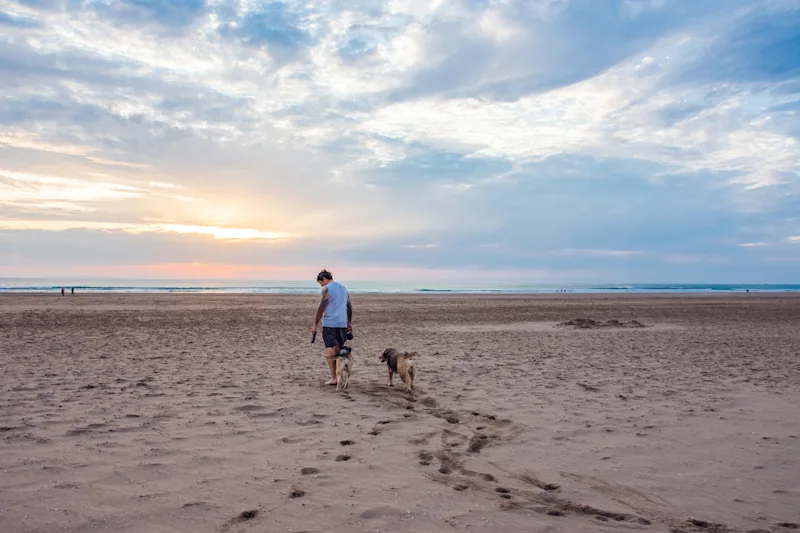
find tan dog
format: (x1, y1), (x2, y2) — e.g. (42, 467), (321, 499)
(334, 346), (353, 392)
(379, 348), (417, 392)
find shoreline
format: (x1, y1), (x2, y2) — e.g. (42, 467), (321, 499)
(3, 290), (800, 297)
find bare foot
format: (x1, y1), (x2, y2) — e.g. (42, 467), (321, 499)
(326, 379), (338, 385)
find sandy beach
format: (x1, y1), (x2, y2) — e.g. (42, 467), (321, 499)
(1, 293), (799, 533)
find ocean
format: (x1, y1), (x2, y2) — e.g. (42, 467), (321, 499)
(1, 279), (798, 294)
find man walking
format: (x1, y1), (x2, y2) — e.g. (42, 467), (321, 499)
(312, 270), (353, 385)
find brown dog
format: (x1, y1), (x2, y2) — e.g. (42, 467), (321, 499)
(379, 348), (417, 392)
(334, 346), (353, 392)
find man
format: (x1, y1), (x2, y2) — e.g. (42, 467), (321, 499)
(312, 269), (353, 385)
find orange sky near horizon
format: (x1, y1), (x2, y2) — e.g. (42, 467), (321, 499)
(0, 262), (571, 282)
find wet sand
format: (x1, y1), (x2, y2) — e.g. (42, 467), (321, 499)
(1, 293), (799, 533)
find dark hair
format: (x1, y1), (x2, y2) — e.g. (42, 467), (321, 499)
(316, 269), (333, 281)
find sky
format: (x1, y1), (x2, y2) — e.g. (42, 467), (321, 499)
(0, 0), (799, 283)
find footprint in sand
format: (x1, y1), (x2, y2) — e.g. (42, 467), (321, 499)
(251, 411), (281, 418)
(234, 405), (264, 412)
(229, 509), (258, 523)
(467, 434), (490, 453)
(495, 487), (511, 494)
(409, 431), (437, 445)
(360, 506), (405, 519)
(181, 501), (216, 510)
(513, 471), (561, 491)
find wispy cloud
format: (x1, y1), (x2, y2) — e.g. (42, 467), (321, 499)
(0, 8), (42, 28)
(554, 249), (645, 258)
(157, 224), (291, 241)
(0, 169), (147, 206)
(0, 219), (292, 241)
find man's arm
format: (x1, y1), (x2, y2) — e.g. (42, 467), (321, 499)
(313, 287), (328, 330)
(346, 293), (353, 327)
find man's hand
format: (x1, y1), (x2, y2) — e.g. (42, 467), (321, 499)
(346, 322), (352, 332)
(312, 325), (317, 334)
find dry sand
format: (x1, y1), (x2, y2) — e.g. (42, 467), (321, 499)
(1, 293), (799, 533)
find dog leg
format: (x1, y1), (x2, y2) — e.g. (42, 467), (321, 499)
(387, 368), (393, 387)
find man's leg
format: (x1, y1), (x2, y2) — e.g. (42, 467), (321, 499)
(325, 345), (339, 384)
(321, 327), (338, 384)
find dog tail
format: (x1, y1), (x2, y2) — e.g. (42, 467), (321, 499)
(406, 351), (418, 358)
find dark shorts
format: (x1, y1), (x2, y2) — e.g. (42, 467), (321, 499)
(322, 327), (348, 349)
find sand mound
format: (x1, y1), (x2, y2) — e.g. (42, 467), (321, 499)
(557, 318), (647, 329)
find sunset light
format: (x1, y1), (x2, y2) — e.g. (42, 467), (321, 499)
(156, 224), (291, 241)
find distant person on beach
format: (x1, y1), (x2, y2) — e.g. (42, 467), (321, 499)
(312, 270), (353, 386)
(61, 287), (64, 296)
(71, 287), (74, 295)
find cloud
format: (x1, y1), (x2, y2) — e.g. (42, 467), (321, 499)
(217, 2), (315, 64)
(677, 6), (800, 85)
(385, 0), (733, 102)
(0, 219), (292, 241)
(362, 151), (512, 187)
(89, 0), (208, 31)
(0, 0), (798, 282)
(0, 168), (148, 205)
(157, 224), (291, 241)
(554, 249), (645, 258)
(0, 9), (43, 28)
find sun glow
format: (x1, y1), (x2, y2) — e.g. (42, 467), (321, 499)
(156, 224), (291, 240)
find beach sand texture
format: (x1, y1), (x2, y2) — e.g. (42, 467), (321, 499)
(1, 293), (799, 533)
